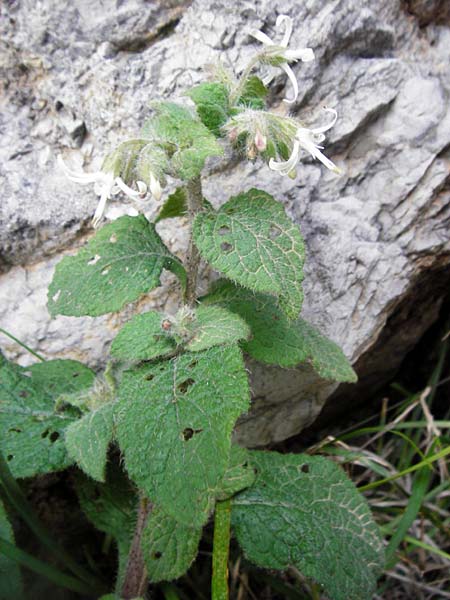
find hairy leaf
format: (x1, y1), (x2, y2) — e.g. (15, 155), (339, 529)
(155, 187), (188, 223)
(65, 403), (115, 482)
(142, 102), (223, 180)
(185, 305), (251, 352)
(142, 505), (202, 582)
(75, 466), (136, 590)
(0, 498), (23, 599)
(111, 312), (176, 362)
(238, 76), (268, 110)
(187, 82), (230, 135)
(0, 354), (94, 478)
(115, 345), (250, 526)
(215, 445), (255, 501)
(48, 215), (185, 317)
(193, 189), (305, 319)
(232, 451), (384, 600)
(203, 280), (357, 382)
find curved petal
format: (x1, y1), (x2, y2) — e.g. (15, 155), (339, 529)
(92, 190), (109, 228)
(276, 15), (293, 47)
(149, 173), (162, 200)
(115, 177), (141, 199)
(311, 108), (338, 134)
(249, 29), (274, 46)
(268, 140), (300, 175)
(280, 63), (299, 104)
(57, 156), (101, 185)
(284, 47), (315, 62)
(297, 134), (341, 174)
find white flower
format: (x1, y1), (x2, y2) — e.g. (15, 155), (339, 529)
(269, 108), (340, 175)
(57, 156), (148, 227)
(250, 15), (314, 104)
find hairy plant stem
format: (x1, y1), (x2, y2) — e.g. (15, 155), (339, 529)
(229, 54), (261, 105)
(121, 496), (152, 599)
(184, 176), (204, 307)
(212, 498), (232, 600)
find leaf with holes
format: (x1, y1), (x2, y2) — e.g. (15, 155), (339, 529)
(142, 505), (202, 582)
(0, 498), (23, 599)
(202, 280), (357, 382)
(142, 102), (223, 181)
(0, 353), (95, 478)
(193, 189), (305, 319)
(115, 345), (250, 527)
(187, 82), (230, 136)
(48, 215), (186, 317)
(111, 312), (176, 362)
(64, 403), (114, 482)
(185, 305), (251, 352)
(232, 451), (384, 600)
(215, 445), (255, 501)
(75, 465), (136, 591)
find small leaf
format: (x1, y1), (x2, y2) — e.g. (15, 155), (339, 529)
(142, 102), (223, 181)
(155, 187), (188, 223)
(232, 451), (384, 600)
(75, 465), (136, 590)
(238, 76), (268, 110)
(202, 280), (357, 382)
(0, 354), (94, 478)
(0, 498), (23, 599)
(215, 445), (255, 501)
(65, 403), (115, 482)
(115, 345), (250, 527)
(187, 82), (230, 135)
(111, 312), (176, 362)
(185, 305), (251, 353)
(142, 505), (202, 582)
(193, 189), (305, 319)
(48, 215), (185, 317)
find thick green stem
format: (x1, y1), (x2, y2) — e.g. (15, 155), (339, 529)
(212, 498), (231, 600)
(184, 176), (204, 307)
(121, 496), (152, 599)
(0, 453), (105, 593)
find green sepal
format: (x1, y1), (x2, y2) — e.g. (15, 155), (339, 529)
(232, 451), (384, 600)
(48, 215), (186, 317)
(155, 187), (188, 223)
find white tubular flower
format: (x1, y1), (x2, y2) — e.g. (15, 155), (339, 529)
(250, 14), (314, 104)
(269, 108), (340, 175)
(58, 156), (148, 227)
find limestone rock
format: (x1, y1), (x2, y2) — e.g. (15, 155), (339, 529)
(1, 0), (449, 446)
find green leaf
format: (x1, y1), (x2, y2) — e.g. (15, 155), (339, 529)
(215, 445), (255, 501)
(232, 451), (384, 600)
(187, 82), (230, 136)
(202, 280), (357, 382)
(115, 345), (250, 527)
(142, 505), (202, 582)
(48, 215), (186, 317)
(238, 76), (268, 110)
(111, 312), (176, 362)
(75, 465), (136, 590)
(0, 498), (23, 600)
(142, 102), (223, 181)
(184, 305), (251, 352)
(155, 187), (188, 223)
(64, 403), (115, 482)
(193, 189), (305, 319)
(0, 354), (95, 478)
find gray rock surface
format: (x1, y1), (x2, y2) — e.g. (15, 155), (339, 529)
(1, 0), (449, 446)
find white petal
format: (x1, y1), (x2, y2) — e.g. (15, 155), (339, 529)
(137, 181), (148, 197)
(249, 29), (274, 46)
(115, 177), (141, 199)
(92, 190), (109, 228)
(149, 173), (162, 201)
(57, 155), (102, 185)
(311, 108), (338, 134)
(268, 140), (301, 175)
(276, 15), (293, 47)
(280, 63), (299, 104)
(296, 133), (341, 173)
(284, 47), (315, 62)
